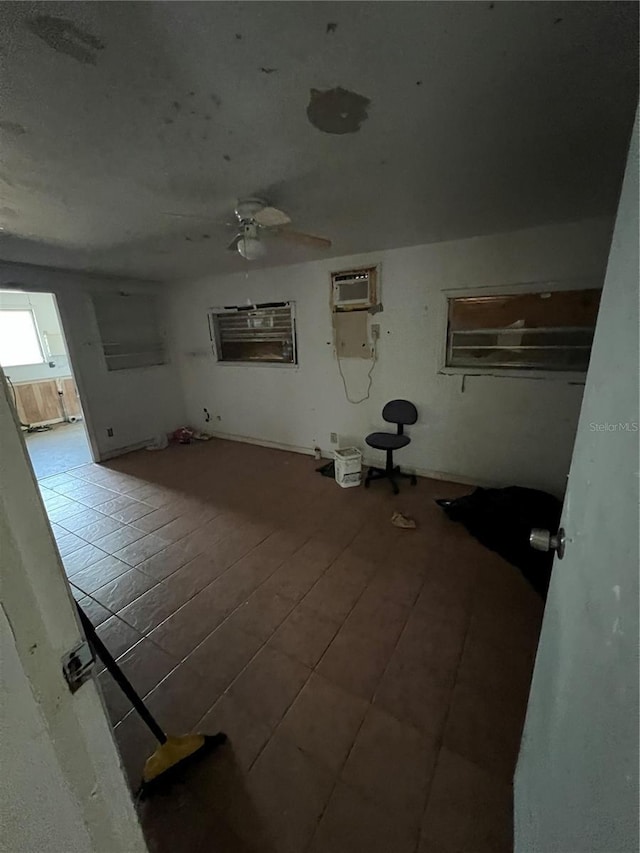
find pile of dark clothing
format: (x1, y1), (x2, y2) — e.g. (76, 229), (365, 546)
(436, 486), (562, 598)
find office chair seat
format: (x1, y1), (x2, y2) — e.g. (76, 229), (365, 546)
(365, 432), (410, 451)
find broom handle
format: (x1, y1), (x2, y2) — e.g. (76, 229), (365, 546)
(76, 604), (168, 745)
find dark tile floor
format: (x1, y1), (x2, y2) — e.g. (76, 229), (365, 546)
(38, 439), (543, 853)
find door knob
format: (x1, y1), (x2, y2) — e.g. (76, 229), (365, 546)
(529, 527), (565, 559)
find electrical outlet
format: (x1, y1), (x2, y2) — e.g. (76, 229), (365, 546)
(330, 432), (338, 444)
(371, 324), (380, 340)
(107, 427), (114, 437)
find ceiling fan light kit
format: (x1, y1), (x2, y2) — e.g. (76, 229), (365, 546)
(237, 230), (266, 260)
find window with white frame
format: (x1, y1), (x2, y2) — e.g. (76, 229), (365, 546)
(0, 309), (45, 367)
(445, 288), (601, 372)
(209, 302), (297, 364)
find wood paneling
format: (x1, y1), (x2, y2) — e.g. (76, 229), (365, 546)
(14, 380), (61, 425)
(59, 377), (82, 417)
(12, 377), (82, 425)
(335, 310), (371, 359)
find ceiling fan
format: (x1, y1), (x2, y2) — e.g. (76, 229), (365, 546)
(165, 198), (332, 260)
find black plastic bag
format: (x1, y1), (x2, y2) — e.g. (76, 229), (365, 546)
(316, 460), (335, 478)
(436, 486), (562, 598)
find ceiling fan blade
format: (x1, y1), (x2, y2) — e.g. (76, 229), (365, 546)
(254, 206), (291, 228)
(275, 229), (332, 249)
(226, 233), (242, 251)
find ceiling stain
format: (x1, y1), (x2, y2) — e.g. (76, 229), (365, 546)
(26, 15), (105, 65)
(163, 117), (174, 125)
(0, 120), (26, 136)
(326, 22), (338, 34)
(235, 33), (242, 40)
(210, 93), (222, 107)
(307, 87), (371, 135)
(223, 154), (231, 161)
(261, 67), (277, 74)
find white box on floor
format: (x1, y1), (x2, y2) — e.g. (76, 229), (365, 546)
(334, 447), (362, 488)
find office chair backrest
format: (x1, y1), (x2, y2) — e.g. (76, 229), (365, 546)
(382, 399), (418, 426)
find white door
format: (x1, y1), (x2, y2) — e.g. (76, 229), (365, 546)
(514, 112), (639, 851)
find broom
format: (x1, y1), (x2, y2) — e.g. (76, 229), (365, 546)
(76, 604), (227, 796)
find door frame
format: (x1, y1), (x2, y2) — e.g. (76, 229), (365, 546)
(0, 285), (101, 464)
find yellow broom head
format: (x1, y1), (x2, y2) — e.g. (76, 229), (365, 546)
(142, 734), (207, 784)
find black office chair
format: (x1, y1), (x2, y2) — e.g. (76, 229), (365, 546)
(364, 399), (418, 495)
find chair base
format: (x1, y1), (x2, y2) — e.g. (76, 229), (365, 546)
(364, 449), (417, 495)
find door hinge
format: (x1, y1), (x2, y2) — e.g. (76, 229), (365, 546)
(62, 640), (95, 693)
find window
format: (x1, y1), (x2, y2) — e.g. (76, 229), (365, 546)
(0, 309), (44, 367)
(210, 302), (297, 364)
(92, 293), (167, 371)
(445, 288), (601, 373)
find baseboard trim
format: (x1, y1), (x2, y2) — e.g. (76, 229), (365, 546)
(98, 438), (155, 462)
(207, 429), (316, 458)
(207, 429), (489, 489)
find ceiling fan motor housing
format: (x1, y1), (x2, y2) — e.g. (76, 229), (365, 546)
(234, 198), (266, 222)
(241, 222), (260, 242)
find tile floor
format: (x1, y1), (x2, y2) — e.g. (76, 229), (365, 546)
(25, 420), (92, 479)
(38, 439), (544, 853)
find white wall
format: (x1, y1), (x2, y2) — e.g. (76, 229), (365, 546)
(1, 604), (95, 853)
(0, 375), (148, 853)
(169, 217), (612, 496)
(0, 290), (73, 383)
(0, 264), (186, 460)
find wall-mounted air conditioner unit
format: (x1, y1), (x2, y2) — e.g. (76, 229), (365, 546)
(331, 266), (378, 312)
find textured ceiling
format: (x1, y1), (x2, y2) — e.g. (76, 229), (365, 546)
(0, 1), (637, 281)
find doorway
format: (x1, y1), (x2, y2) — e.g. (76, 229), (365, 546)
(0, 289), (94, 479)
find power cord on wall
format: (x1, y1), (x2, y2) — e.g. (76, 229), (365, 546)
(336, 337), (377, 405)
